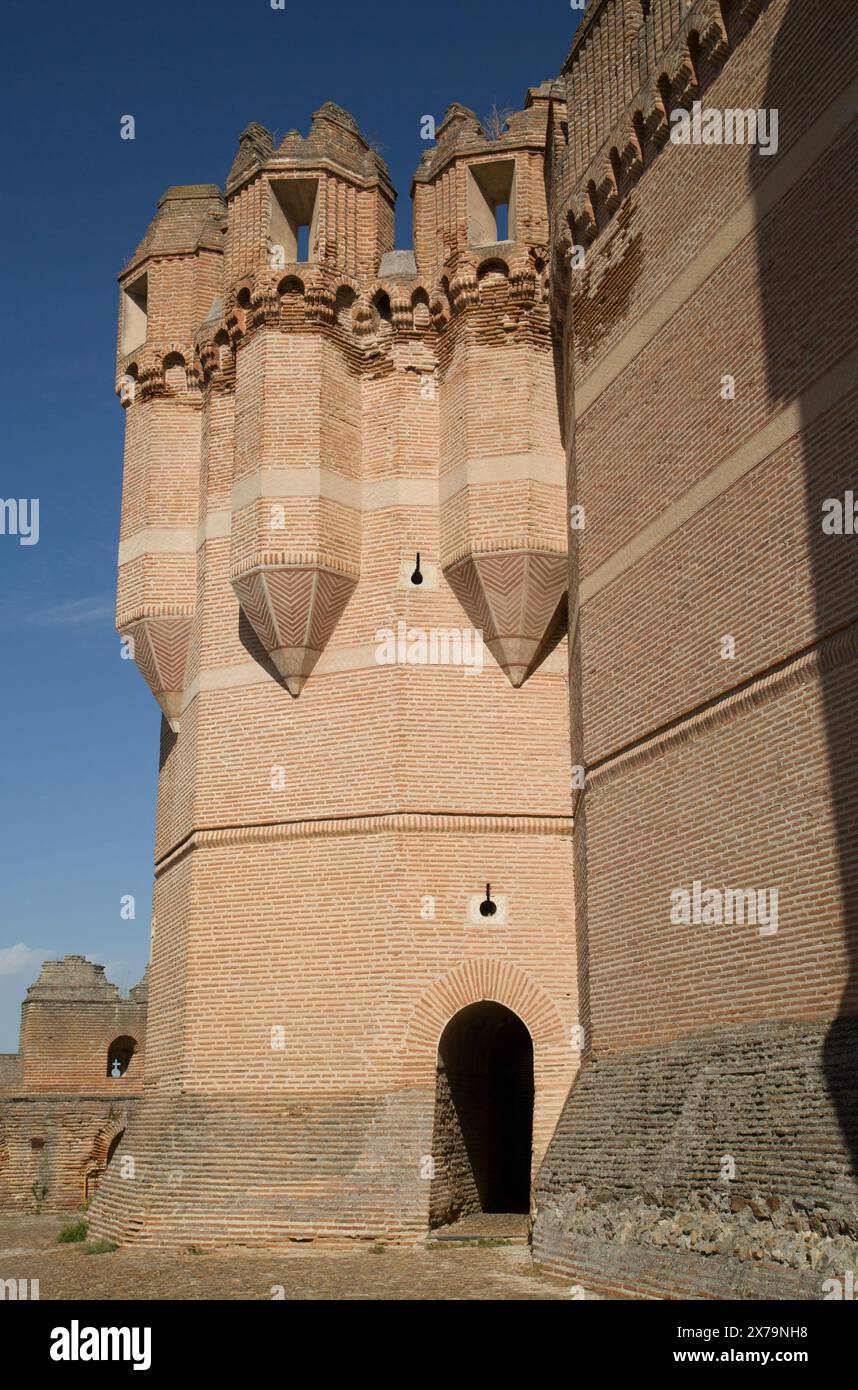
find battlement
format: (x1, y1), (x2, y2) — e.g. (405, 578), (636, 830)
(112, 86), (568, 708)
(0, 956), (148, 1210)
(24, 955), (121, 1003)
(411, 87), (563, 278)
(221, 105), (396, 288)
(554, 0), (767, 244)
(226, 104), (392, 195)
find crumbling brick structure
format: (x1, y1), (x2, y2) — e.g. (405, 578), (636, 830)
(0, 957), (146, 1210)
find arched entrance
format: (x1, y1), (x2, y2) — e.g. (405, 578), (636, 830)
(83, 1127), (125, 1202)
(429, 1002), (534, 1228)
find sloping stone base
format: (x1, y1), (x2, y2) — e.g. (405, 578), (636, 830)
(533, 1019), (858, 1300)
(87, 1089), (434, 1247)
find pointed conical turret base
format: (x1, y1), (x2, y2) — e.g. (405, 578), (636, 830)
(483, 636), (545, 688)
(231, 560), (358, 697)
(270, 646), (321, 698)
(444, 549), (567, 687)
(119, 609), (193, 732)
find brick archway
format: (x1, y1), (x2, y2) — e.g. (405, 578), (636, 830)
(83, 1118), (126, 1202)
(398, 958), (567, 1087)
(399, 960), (574, 1204)
(429, 1001), (535, 1225)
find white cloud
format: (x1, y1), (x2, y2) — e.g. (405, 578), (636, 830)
(25, 597), (114, 628)
(0, 944), (49, 978)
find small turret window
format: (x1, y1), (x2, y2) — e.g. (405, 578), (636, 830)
(412, 289), (430, 328)
(372, 290), (391, 325)
(335, 286), (356, 328)
(269, 178), (319, 265)
(122, 274), (148, 354)
(467, 160), (516, 246)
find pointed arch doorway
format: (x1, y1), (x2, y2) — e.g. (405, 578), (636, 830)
(429, 1001), (534, 1228)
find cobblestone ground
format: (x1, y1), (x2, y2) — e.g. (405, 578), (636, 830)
(0, 1213), (592, 1301)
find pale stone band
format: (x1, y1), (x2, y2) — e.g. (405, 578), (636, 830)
(578, 346), (858, 608)
(119, 452), (567, 564)
(180, 643), (566, 713)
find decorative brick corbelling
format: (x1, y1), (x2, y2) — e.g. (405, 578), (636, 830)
(229, 551), (360, 582)
(115, 601), (195, 628)
(559, 0), (743, 242)
(115, 340), (199, 402)
(440, 535), (566, 570)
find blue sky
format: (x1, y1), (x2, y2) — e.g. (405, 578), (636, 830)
(0, 0), (581, 1051)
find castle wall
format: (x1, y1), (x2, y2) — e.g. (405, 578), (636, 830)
(6, 5), (851, 1287)
(533, 0), (858, 1295)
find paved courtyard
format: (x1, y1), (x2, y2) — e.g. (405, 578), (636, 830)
(0, 1213), (588, 1301)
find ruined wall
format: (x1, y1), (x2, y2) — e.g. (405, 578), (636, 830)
(0, 1057), (22, 1090)
(534, 0), (858, 1296)
(0, 1100), (136, 1213)
(0, 957), (147, 1211)
(19, 957), (146, 1094)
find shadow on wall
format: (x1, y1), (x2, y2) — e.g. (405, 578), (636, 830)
(756, 0), (858, 1180)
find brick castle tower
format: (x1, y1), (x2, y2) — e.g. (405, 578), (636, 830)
(90, 95), (576, 1244)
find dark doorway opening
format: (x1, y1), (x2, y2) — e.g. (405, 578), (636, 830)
(429, 1002), (534, 1227)
(84, 1128), (124, 1202)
